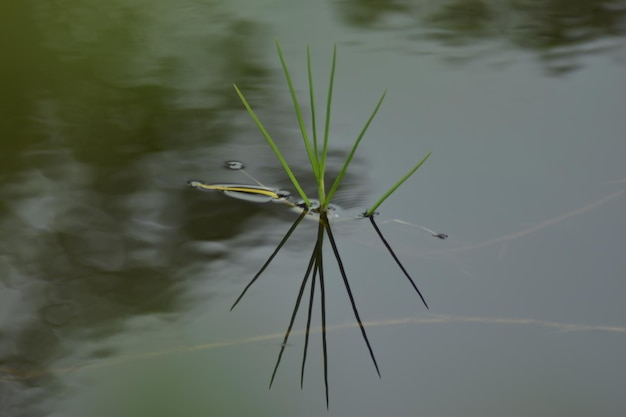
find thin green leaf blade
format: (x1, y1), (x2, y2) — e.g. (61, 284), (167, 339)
(233, 83), (311, 206)
(325, 90), (387, 205)
(307, 46), (319, 169)
(275, 41), (319, 181)
(318, 44), (337, 202)
(365, 150), (432, 216)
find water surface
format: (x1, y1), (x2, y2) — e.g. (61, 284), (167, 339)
(2, 1), (626, 416)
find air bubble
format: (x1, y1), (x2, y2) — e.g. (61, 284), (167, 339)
(224, 161), (245, 170)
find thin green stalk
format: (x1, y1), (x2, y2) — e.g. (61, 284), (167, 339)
(275, 41), (320, 182)
(318, 45), (337, 204)
(325, 90), (386, 206)
(364, 151), (432, 217)
(233, 84), (311, 206)
(307, 46), (319, 169)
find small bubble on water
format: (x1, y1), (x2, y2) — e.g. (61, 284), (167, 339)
(224, 160), (245, 170)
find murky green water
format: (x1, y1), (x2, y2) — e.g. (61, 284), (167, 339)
(2, 1), (626, 416)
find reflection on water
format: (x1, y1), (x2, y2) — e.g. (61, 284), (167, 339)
(0, 1), (278, 415)
(1, 0), (626, 415)
(5, 313), (625, 382)
(336, 0), (626, 74)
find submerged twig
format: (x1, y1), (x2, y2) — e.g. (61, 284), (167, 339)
(382, 219), (448, 240)
(368, 215), (429, 309)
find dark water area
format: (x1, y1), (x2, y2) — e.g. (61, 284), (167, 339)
(2, 1), (626, 416)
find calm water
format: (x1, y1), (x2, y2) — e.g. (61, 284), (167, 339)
(2, 1), (626, 416)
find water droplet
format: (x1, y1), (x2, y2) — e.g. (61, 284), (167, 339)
(295, 199), (322, 210)
(224, 161), (245, 170)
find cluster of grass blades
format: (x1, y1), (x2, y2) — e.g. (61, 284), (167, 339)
(223, 42), (444, 408)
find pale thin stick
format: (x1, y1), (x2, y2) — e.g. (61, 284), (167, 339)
(381, 219), (448, 239)
(237, 167), (266, 187)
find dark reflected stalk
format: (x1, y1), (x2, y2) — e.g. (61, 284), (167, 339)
(368, 215), (429, 309)
(316, 227), (329, 409)
(228, 208), (430, 408)
(324, 213), (381, 378)
(231, 208), (309, 311)
(266, 215), (331, 408)
(301, 253), (317, 388)
(269, 228), (320, 388)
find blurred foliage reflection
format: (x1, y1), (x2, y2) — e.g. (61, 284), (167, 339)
(335, 0), (626, 74)
(0, 1), (273, 414)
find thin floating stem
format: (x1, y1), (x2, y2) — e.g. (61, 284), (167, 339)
(382, 219), (448, 240)
(368, 215), (429, 309)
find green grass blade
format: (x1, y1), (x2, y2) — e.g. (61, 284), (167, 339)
(325, 90), (386, 206)
(364, 151), (432, 217)
(318, 45), (337, 202)
(275, 41), (319, 182)
(233, 84), (311, 206)
(307, 46), (319, 169)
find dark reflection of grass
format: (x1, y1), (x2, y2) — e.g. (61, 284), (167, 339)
(301, 244), (317, 388)
(368, 215), (428, 309)
(229, 208), (308, 311)
(338, 0), (626, 75)
(268, 213), (319, 390)
(324, 213), (380, 379)
(234, 211), (386, 408)
(229, 210), (432, 407)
